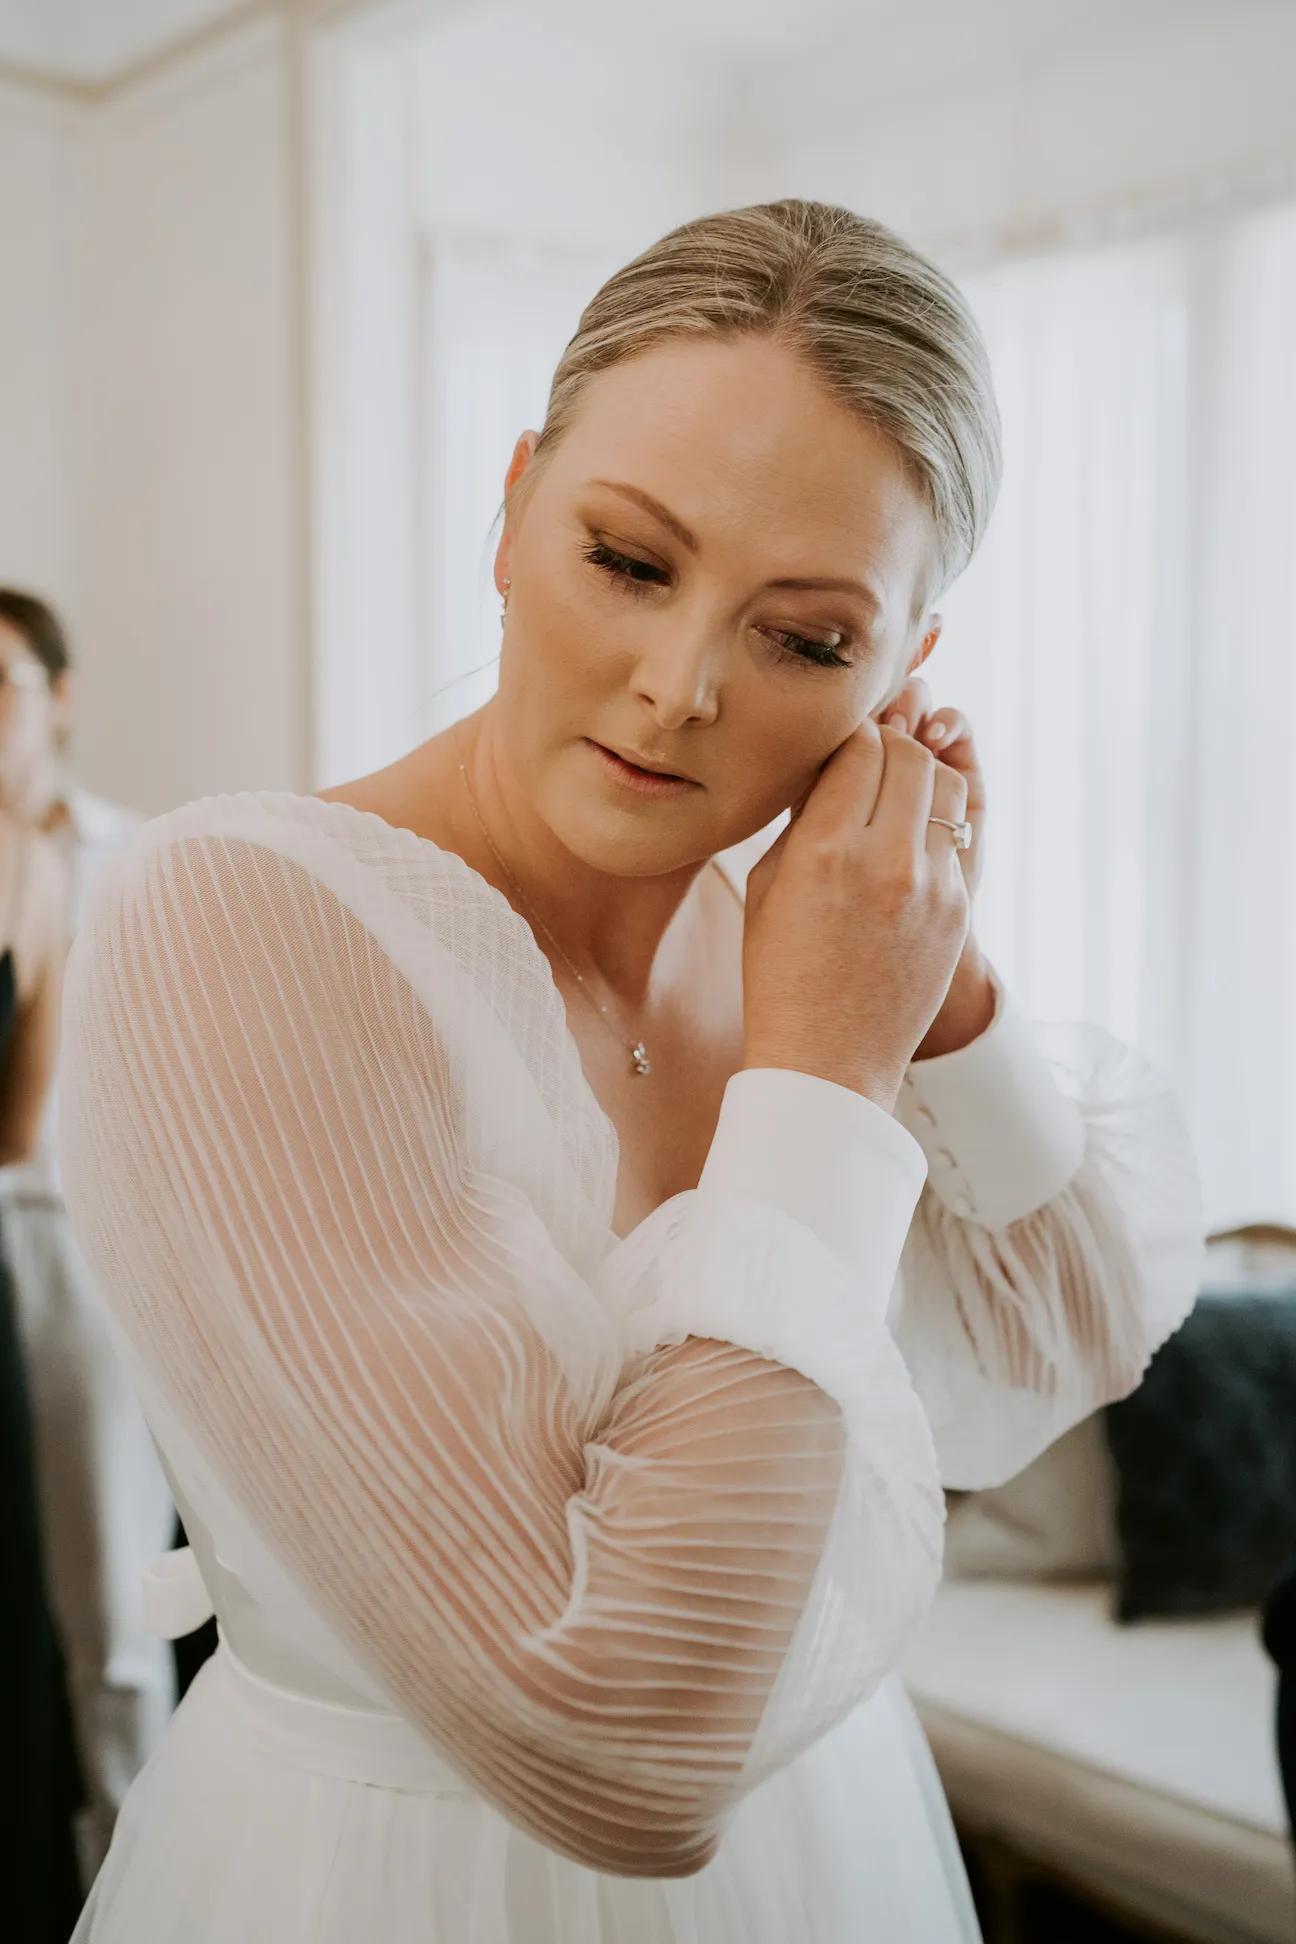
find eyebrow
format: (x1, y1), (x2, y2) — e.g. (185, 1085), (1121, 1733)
(592, 480), (700, 552)
(766, 577), (881, 613)
(589, 479), (881, 612)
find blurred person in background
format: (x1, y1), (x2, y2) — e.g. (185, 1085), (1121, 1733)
(0, 591), (174, 1880)
(1264, 1562), (1296, 1842)
(0, 617), (80, 1939)
(60, 204), (1201, 1943)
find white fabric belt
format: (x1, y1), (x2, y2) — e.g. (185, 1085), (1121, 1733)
(214, 1641), (477, 1798)
(143, 1546), (217, 1639)
(147, 1545), (475, 1797)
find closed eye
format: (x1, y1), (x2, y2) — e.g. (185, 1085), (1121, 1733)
(584, 541), (669, 587)
(585, 540), (851, 669)
(765, 629), (851, 670)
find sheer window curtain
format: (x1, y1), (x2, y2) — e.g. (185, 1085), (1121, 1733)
(419, 216), (1296, 1231)
(943, 207), (1296, 1230)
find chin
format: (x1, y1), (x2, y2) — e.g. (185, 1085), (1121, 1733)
(548, 803), (716, 880)
(527, 738), (789, 878)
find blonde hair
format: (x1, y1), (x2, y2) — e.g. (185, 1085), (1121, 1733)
(529, 199), (1001, 598)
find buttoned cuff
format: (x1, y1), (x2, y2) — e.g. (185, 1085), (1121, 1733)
(896, 971), (1087, 1230)
(699, 1067), (929, 1323)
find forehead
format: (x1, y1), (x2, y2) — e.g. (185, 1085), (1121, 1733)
(550, 333), (935, 585)
(0, 619), (40, 665)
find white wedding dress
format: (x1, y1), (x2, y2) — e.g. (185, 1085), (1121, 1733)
(59, 792), (1202, 1943)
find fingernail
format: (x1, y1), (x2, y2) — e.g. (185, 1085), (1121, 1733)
(926, 721), (948, 743)
(887, 713), (907, 731)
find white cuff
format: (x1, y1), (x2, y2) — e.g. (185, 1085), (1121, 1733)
(699, 1068), (929, 1322)
(896, 972), (1086, 1230)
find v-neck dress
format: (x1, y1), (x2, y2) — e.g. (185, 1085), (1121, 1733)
(59, 791), (1201, 1941)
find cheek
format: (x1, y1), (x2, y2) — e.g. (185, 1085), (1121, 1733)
(498, 607), (612, 746)
(721, 665), (870, 803)
(0, 698), (32, 758)
(504, 546), (620, 704)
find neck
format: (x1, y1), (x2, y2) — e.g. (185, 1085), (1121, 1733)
(455, 709), (705, 1007)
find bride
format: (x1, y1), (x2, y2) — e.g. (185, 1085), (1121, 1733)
(61, 200), (1200, 1941)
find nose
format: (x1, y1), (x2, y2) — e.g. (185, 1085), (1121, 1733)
(628, 619), (722, 732)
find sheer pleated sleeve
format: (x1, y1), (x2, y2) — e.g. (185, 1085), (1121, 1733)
(59, 793), (944, 1878)
(892, 976), (1204, 1490)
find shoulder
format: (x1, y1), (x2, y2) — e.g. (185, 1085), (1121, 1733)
(75, 789), (526, 1008)
(69, 791), (450, 1033)
(92, 790), (441, 912)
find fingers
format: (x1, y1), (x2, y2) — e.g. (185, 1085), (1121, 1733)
(742, 821), (792, 923)
(882, 675), (932, 736)
(868, 721), (969, 874)
(785, 712), (969, 870)
(919, 707), (966, 752)
(793, 720), (886, 839)
(869, 723), (939, 853)
(882, 685), (972, 776)
(925, 760), (970, 868)
(929, 758), (969, 826)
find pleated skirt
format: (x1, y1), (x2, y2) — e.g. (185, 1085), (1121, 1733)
(76, 1645), (980, 1943)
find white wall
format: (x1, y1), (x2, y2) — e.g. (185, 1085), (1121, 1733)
(411, 6), (728, 252)
(0, 17), (305, 818)
(0, 81), (79, 604)
(745, 0), (1296, 263)
(309, 0), (733, 786)
(68, 17), (306, 813)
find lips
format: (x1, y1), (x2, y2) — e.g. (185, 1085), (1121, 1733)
(585, 739), (701, 797)
(601, 743), (693, 782)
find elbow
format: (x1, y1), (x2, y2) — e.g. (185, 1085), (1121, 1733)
(623, 1837), (721, 1881)
(557, 1822), (721, 1880)
(488, 1716), (727, 1878)
(660, 1836), (721, 1880)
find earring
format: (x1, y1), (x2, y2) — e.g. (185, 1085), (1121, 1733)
(500, 578), (511, 621)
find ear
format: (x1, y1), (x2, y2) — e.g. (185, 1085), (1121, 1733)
(494, 430), (539, 595)
(909, 612), (943, 675)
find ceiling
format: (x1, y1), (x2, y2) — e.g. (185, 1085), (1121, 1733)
(0, 0), (1269, 90)
(0, 0), (247, 82)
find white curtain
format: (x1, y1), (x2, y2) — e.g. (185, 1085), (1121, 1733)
(942, 205), (1296, 1230)
(1186, 203), (1296, 1231)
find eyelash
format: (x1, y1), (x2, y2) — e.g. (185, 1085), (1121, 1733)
(581, 542), (852, 669)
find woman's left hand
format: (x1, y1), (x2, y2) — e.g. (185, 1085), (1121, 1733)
(881, 676), (997, 1060)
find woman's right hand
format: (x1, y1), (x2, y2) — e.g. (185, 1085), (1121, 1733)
(741, 721), (971, 1111)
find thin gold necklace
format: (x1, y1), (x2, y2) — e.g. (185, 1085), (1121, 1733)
(457, 740), (652, 1078)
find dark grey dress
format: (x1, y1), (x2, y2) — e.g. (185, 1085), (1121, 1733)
(0, 943), (85, 1938)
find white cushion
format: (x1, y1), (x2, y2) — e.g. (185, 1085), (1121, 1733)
(943, 1414), (1120, 1580)
(904, 1580), (1294, 1944)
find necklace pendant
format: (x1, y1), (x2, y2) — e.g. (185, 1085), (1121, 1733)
(630, 1041), (652, 1078)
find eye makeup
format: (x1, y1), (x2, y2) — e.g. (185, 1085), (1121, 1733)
(581, 539), (855, 670)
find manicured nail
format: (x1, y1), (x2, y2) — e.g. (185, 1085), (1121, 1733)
(887, 712), (907, 731)
(926, 721), (949, 743)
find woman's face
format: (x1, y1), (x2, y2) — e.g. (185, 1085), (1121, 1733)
(493, 333), (941, 877)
